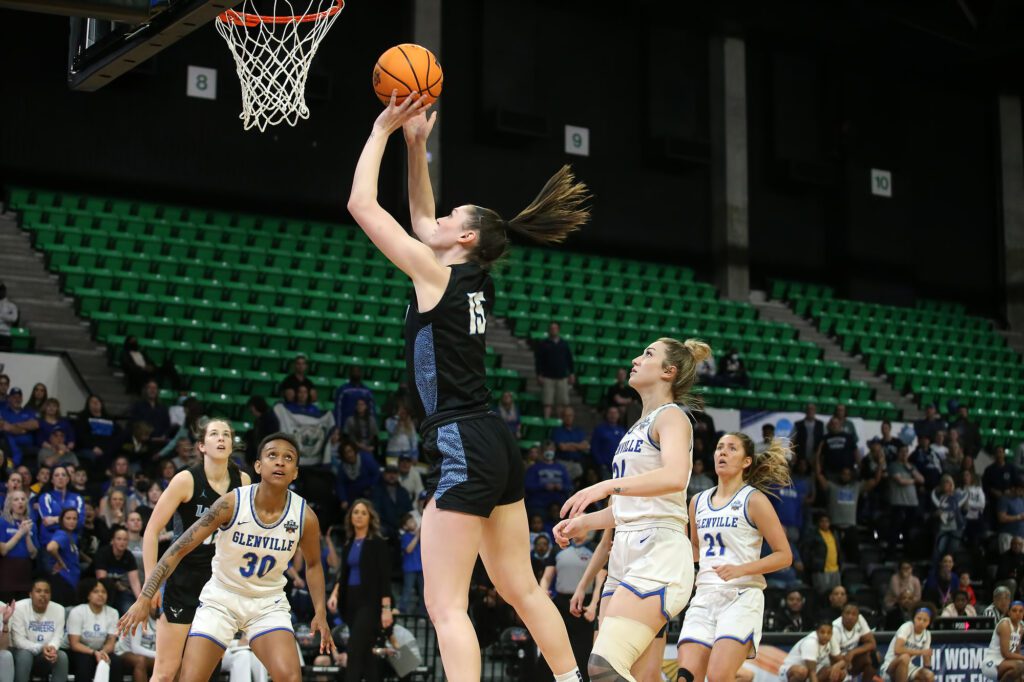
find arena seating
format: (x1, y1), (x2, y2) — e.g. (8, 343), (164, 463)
(6, 187), (905, 428)
(773, 279), (1024, 443)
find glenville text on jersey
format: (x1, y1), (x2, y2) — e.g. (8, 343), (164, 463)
(231, 532), (296, 552)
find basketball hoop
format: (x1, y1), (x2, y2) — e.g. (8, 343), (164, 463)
(215, 0), (345, 132)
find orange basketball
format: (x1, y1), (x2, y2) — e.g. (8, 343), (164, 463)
(373, 43), (443, 106)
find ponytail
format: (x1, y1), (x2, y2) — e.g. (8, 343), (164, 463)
(466, 165), (591, 269)
(726, 433), (793, 495)
(657, 337), (713, 410)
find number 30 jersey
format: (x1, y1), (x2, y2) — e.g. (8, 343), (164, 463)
(692, 485), (765, 589)
(211, 484), (306, 597)
(611, 403), (691, 534)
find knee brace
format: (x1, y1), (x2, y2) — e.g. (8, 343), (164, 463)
(588, 616), (655, 682)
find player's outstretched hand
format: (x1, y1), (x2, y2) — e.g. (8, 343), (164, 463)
(560, 481), (611, 520)
(311, 612), (333, 655)
(118, 598), (150, 638)
(403, 108), (438, 146)
(374, 91), (431, 137)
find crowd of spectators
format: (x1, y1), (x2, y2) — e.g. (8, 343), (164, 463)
(3, 324), (1024, 681)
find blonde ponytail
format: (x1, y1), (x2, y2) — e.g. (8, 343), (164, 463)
(727, 433), (793, 495)
(657, 337), (713, 410)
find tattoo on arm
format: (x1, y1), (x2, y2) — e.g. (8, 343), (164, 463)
(140, 495), (231, 599)
(612, 486), (624, 494)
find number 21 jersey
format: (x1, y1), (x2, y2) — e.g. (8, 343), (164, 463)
(212, 484), (306, 597)
(693, 485), (765, 589)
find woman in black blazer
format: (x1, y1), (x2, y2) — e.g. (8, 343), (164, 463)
(328, 498), (393, 682)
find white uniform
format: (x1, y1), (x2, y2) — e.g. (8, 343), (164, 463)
(832, 614), (873, 655)
(604, 403), (695, 621)
(779, 631), (839, 681)
(189, 484), (306, 648)
(882, 621), (932, 682)
(982, 617), (1024, 680)
(678, 484), (766, 657)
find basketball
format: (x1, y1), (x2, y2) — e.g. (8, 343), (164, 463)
(373, 43), (443, 106)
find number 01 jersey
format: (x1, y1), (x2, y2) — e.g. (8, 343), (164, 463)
(404, 263), (494, 427)
(693, 485), (766, 589)
(211, 484), (306, 597)
(610, 403), (691, 534)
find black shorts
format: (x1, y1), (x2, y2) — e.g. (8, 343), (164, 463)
(162, 563), (210, 624)
(422, 412), (524, 517)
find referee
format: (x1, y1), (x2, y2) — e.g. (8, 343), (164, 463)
(539, 542), (595, 681)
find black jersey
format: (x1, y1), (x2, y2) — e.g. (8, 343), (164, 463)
(171, 462), (243, 569)
(405, 262), (494, 429)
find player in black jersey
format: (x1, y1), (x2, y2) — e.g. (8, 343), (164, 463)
(142, 418), (249, 682)
(348, 91), (590, 682)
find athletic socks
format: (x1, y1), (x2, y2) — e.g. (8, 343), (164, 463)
(554, 667), (583, 681)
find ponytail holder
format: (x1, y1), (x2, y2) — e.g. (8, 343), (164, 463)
(915, 607), (933, 617)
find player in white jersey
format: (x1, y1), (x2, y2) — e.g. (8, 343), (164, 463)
(982, 600), (1024, 681)
(555, 337), (709, 682)
(778, 622), (844, 682)
(676, 432), (794, 682)
(881, 607), (934, 682)
(831, 602), (878, 680)
(119, 433), (332, 682)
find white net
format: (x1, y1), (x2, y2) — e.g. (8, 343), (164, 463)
(215, 0), (344, 132)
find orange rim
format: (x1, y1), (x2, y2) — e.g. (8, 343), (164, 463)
(217, 0), (343, 26)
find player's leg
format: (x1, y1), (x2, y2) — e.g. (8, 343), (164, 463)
(676, 643), (711, 682)
(849, 651), (875, 679)
(150, 616), (190, 682)
(910, 667), (935, 682)
(421, 498), (485, 681)
(631, 629), (666, 682)
(177, 636), (229, 682)
(589, 587), (667, 681)
(997, 660), (1024, 682)
(705, 640), (752, 682)
(784, 664), (808, 682)
(249, 630), (302, 682)
(886, 654), (911, 682)
(478, 498), (578, 676)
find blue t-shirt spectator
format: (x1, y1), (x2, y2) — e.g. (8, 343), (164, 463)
(590, 421), (626, 472)
(911, 443), (943, 492)
(773, 478), (811, 535)
(401, 531), (422, 573)
(534, 335), (574, 380)
(998, 495), (1024, 538)
(129, 397), (171, 439)
(334, 380), (376, 429)
(35, 418), (76, 448)
(37, 489), (84, 545)
(334, 450), (381, 504)
(0, 517), (33, 559)
(47, 528), (81, 587)
(0, 399), (39, 465)
(551, 424), (588, 463)
(524, 460), (573, 512)
(346, 539), (363, 586)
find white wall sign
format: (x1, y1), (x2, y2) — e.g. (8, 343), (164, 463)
(871, 168), (892, 197)
(564, 124), (590, 157)
(187, 65), (217, 100)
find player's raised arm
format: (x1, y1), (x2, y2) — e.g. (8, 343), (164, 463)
(299, 506), (333, 654)
(119, 491), (236, 636)
(348, 92), (448, 289)
(403, 108), (438, 240)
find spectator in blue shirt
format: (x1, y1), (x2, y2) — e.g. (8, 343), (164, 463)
(914, 404), (948, 442)
(533, 322), (574, 419)
(997, 477), (1024, 553)
(334, 366), (377, 429)
(36, 465), (84, 546)
(333, 438), (380, 511)
(589, 406), (625, 478)
(74, 395), (123, 465)
(550, 407), (588, 483)
(371, 465), (412, 540)
(44, 507), (81, 606)
(0, 388), (39, 466)
(773, 470), (813, 543)
(399, 513), (424, 615)
(524, 449), (573, 514)
(35, 399), (75, 451)
(0, 489), (37, 602)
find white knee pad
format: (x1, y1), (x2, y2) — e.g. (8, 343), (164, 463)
(589, 616), (656, 681)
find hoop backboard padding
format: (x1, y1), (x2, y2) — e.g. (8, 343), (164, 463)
(68, 0), (238, 91)
(0, 0), (155, 23)
(214, 0), (344, 131)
